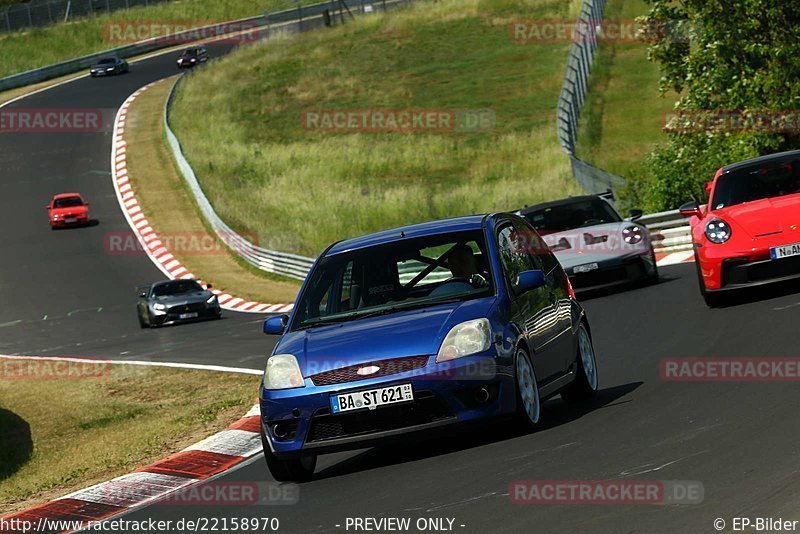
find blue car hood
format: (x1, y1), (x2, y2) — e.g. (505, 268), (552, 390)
(276, 297), (496, 376)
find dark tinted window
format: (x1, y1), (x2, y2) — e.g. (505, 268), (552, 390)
(497, 223), (539, 288)
(151, 280), (203, 297)
(53, 197), (83, 208)
(522, 198), (621, 233)
(98, 58), (116, 64)
(711, 156), (800, 209)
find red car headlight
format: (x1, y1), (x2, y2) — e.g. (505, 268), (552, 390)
(705, 219), (732, 244)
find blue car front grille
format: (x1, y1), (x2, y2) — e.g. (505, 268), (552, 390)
(308, 355), (430, 386)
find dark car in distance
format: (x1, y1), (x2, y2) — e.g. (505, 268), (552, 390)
(137, 279), (221, 328)
(177, 47), (209, 68)
(90, 57), (129, 77)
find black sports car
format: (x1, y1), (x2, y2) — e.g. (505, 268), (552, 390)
(90, 57), (129, 77)
(177, 47), (209, 68)
(137, 279), (221, 328)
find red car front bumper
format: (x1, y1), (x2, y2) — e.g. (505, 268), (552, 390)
(698, 234), (800, 291)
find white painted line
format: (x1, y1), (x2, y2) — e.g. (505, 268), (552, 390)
(0, 354), (262, 375)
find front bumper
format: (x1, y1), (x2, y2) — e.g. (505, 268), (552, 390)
(565, 252), (656, 291)
(260, 354), (515, 458)
(709, 254), (800, 292)
(151, 304), (221, 325)
(51, 215), (89, 227)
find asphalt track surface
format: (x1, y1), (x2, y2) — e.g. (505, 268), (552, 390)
(0, 41), (279, 370)
(5, 36), (800, 534)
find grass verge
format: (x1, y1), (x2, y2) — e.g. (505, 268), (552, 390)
(0, 359), (259, 513)
(573, 0), (677, 208)
(0, 0), (319, 79)
(124, 77), (300, 303)
(170, 0), (585, 258)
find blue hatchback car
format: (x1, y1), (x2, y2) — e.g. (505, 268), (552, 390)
(259, 214), (599, 481)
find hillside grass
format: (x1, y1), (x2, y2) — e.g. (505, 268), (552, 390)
(0, 359), (258, 513)
(125, 77), (300, 302)
(169, 0), (585, 257)
(574, 0), (678, 208)
(0, 0), (318, 78)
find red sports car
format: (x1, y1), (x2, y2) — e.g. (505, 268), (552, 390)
(681, 150), (800, 306)
(46, 193), (90, 229)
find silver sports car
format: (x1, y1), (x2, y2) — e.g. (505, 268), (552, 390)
(137, 279), (221, 328)
(518, 195), (658, 291)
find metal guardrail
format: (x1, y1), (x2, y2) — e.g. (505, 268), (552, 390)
(164, 76), (316, 281)
(1, 0), (171, 34)
(556, 0), (624, 195)
(0, 0), (357, 92)
(640, 210), (691, 253)
(0, 13), (273, 92)
(162, 0), (409, 281)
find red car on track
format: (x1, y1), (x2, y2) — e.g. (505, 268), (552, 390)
(681, 150), (800, 306)
(46, 193), (90, 229)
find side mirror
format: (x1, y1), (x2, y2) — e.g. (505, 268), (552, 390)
(704, 181), (714, 193)
(627, 209), (643, 221)
(138, 291), (147, 298)
(679, 200), (702, 219)
(264, 314), (289, 335)
(44, 204), (50, 209)
(515, 270), (547, 293)
(206, 283), (213, 289)
(84, 202), (90, 206)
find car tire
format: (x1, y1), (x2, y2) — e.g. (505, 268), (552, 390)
(260, 429), (316, 482)
(514, 347), (541, 429)
(138, 311), (147, 329)
(648, 252), (660, 284)
(561, 323), (599, 403)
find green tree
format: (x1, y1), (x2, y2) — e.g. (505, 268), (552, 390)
(640, 0), (800, 210)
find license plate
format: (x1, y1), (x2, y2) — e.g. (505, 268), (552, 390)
(65, 218), (76, 223)
(771, 243), (800, 260)
(573, 262), (599, 274)
(178, 312), (198, 320)
(331, 383), (413, 414)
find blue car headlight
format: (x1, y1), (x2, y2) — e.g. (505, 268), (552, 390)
(436, 318), (491, 363)
(264, 354), (305, 390)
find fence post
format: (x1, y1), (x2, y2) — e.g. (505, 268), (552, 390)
(297, 0), (302, 30)
(26, 5), (32, 26)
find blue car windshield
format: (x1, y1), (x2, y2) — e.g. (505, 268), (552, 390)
(292, 230), (494, 330)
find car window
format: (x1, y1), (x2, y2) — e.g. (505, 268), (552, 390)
(53, 197), (83, 208)
(522, 197), (621, 233)
(511, 219), (558, 274)
(711, 156), (800, 209)
(151, 280), (203, 297)
(497, 223), (540, 289)
(291, 230), (494, 330)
